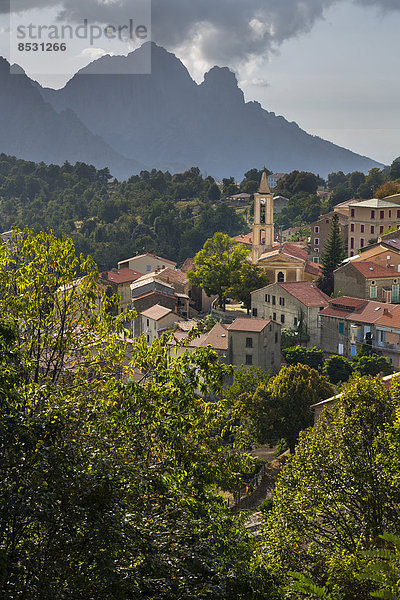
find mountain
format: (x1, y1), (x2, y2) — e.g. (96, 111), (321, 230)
(39, 42), (383, 179)
(1, 43), (383, 179)
(0, 58), (144, 179)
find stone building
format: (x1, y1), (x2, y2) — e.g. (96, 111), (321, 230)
(227, 318), (281, 373)
(334, 260), (400, 303)
(348, 197), (400, 256)
(251, 281), (330, 347)
(309, 211), (348, 265)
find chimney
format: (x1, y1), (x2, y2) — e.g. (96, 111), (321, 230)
(384, 308), (391, 316)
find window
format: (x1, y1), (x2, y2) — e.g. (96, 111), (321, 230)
(393, 284), (399, 302)
(147, 335), (150, 343)
(265, 294), (270, 303)
(252, 308), (258, 317)
(271, 352), (275, 365)
(389, 210), (392, 218)
(397, 210), (400, 219)
(380, 226), (384, 234)
(246, 337), (253, 348)
(350, 237), (355, 250)
(275, 332), (278, 344)
(338, 343), (344, 355)
(360, 238), (365, 248)
(350, 223), (355, 233)
(380, 211), (385, 219)
(314, 248), (320, 253)
(146, 265), (152, 272)
(339, 322), (345, 334)
(350, 251), (354, 257)
(273, 312), (277, 321)
(314, 257), (320, 264)
(279, 297), (285, 306)
(272, 296), (276, 305)
(147, 319), (150, 327)
(361, 224), (365, 233)
(371, 225), (375, 234)
(281, 314), (285, 324)
(277, 272), (285, 283)
(245, 355), (253, 365)
(314, 226), (319, 234)
(371, 210), (375, 219)
(351, 208), (355, 217)
(315, 238), (319, 246)
(370, 286), (377, 299)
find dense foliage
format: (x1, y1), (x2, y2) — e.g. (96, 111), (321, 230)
(0, 156), (247, 270)
(262, 375), (400, 599)
(0, 229), (278, 600)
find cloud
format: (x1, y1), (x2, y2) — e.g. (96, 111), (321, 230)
(2, 0), (400, 73)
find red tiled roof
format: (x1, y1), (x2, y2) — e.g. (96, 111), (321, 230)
(181, 258), (195, 273)
(277, 282), (330, 307)
(228, 318), (272, 332)
(156, 268), (189, 285)
(305, 262), (322, 276)
(204, 323), (229, 350)
(375, 305), (400, 329)
(100, 268), (143, 284)
(351, 261), (397, 279)
(120, 252), (177, 267)
(234, 233), (253, 245)
(330, 296), (366, 309)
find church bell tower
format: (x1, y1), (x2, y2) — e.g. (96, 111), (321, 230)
(252, 171), (274, 263)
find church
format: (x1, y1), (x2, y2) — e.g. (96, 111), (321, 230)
(250, 172), (321, 284)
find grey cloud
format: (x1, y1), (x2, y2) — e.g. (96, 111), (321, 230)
(2, 0), (399, 67)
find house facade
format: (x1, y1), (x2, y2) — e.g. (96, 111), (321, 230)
(309, 211), (348, 265)
(100, 268), (143, 313)
(251, 281), (330, 347)
(334, 261), (400, 303)
(139, 304), (186, 344)
(348, 198), (400, 256)
(227, 318), (281, 373)
(118, 252), (177, 273)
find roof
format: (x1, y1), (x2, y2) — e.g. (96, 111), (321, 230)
(375, 305), (400, 329)
(141, 304), (172, 321)
(319, 296), (397, 325)
(119, 252), (177, 267)
(234, 233), (254, 245)
(351, 261), (397, 279)
(203, 323), (229, 350)
(305, 262), (322, 276)
(131, 277), (174, 291)
(313, 211), (348, 226)
(259, 171), (272, 194)
(382, 239), (400, 252)
(273, 195), (289, 201)
(101, 268), (143, 285)
(349, 198), (400, 209)
(135, 267), (189, 287)
(259, 242), (308, 263)
(228, 318), (272, 332)
(269, 172), (286, 179)
(181, 258), (195, 273)
(277, 281), (330, 307)
(228, 193), (252, 199)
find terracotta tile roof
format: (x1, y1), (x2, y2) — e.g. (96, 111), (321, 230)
(305, 262), (322, 276)
(351, 261), (397, 279)
(140, 304), (172, 321)
(157, 268), (189, 286)
(204, 323), (229, 350)
(228, 318), (272, 332)
(375, 305), (400, 329)
(100, 268), (143, 285)
(330, 296), (366, 309)
(258, 242), (308, 263)
(132, 291), (176, 303)
(277, 282), (330, 307)
(181, 258), (195, 273)
(383, 239), (400, 251)
(234, 233), (253, 245)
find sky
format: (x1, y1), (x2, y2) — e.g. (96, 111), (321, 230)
(0, 0), (399, 166)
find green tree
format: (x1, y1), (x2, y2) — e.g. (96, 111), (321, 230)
(0, 230), (277, 600)
(281, 328), (300, 350)
(250, 365), (333, 453)
(323, 355), (354, 385)
(321, 213), (346, 277)
(282, 346), (324, 371)
(353, 354), (394, 377)
(390, 158), (400, 181)
(188, 232), (249, 310)
(263, 376), (400, 600)
(228, 262), (269, 314)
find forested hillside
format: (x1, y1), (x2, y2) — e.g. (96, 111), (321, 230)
(0, 156), (247, 270)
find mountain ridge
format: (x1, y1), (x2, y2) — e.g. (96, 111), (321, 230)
(0, 42), (384, 179)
